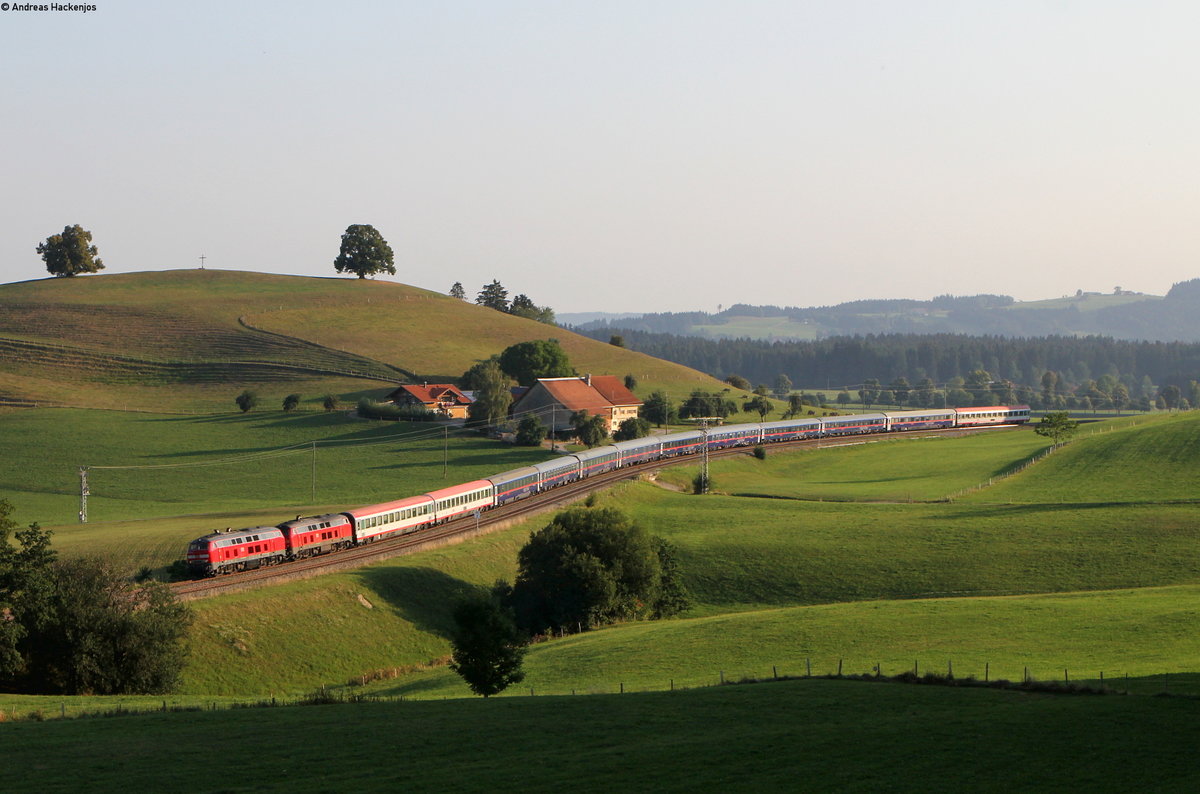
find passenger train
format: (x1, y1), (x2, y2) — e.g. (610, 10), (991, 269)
(185, 405), (1030, 576)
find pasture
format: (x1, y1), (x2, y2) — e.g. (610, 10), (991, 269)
(3, 680), (1198, 793)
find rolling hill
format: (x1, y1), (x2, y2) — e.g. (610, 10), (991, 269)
(0, 269), (725, 411)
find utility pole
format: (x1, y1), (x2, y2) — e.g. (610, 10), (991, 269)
(311, 441), (316, 503)
(199, 254), (206, 269)
(443, 426), (448, 478)
(701, 420), (710, 494)
(79, 466), (89, 523)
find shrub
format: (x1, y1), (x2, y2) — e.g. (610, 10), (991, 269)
(752, 445), (767, 460)
(322, 394), (339, 412)
(282, 393), (301, 412)
(234, 390), (259, 413)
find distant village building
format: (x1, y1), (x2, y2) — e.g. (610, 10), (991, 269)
(511, 375), (641, 434)
(386, 383), (472, 419)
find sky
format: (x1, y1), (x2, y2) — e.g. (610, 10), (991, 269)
(3, 1), (1199, 313)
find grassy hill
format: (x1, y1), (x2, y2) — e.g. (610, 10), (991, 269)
(0, 269), (725, 410)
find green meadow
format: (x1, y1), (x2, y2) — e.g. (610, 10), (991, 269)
(4, 680), (1199, 794)
(5, 406), (1200, 790)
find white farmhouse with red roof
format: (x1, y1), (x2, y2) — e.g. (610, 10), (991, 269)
(510, 375), (642, 434)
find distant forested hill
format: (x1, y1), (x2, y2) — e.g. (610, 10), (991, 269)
(573, 279), (1200, 343)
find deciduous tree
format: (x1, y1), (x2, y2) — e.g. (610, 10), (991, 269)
(508, 507), (673, 634)
(235, 390), (259, 413)
(1034, 411), (1078, 446)
(515, 414), (546, 446)
(449, 592), (526, 698)
(449, 282), (465, 299)
(612, 416), (650, 442)
(466, 360), (513, 428)
(333, 224), (395, 279)
(498, 340), (573, 387)
(571, 410), (608, 448)
(37, 225), (105, 277)
(642, 391), (677, 427)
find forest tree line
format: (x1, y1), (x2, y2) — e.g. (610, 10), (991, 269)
(581, 329), (1200, 412)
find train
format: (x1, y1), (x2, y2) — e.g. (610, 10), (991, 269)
(185, 405), (1030, 576)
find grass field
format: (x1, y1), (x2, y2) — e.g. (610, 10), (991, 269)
(0, 408), (553, 529)
(654, 427), (1050, 501)
(0, 270), (726, 410)
(4, 679), (1199, 793)
(4, 407), (1200, 789)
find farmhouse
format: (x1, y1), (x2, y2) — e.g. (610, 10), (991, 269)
(386, 383), (473, 419)
(511, 375), (641, 434)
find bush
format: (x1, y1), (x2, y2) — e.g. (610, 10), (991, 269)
(515, 415), (547, 446)
(692, 471), (712, 494)
(323, 394), (339, 412)
(234, 390), (259, 413)
(752, 445), (766, 460)
(282, 393), (301, 412)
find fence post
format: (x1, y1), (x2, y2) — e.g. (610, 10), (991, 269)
(719, 670), (725, 684)
(914, 660), (918, 676)
(806, 658), (811, 677)
(985, 662), (989, 682)
(772, 665), (777, 680)
(620, 682), (624, 694)
(837, 659), (843, 677)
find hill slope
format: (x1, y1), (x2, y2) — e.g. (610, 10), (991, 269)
(0, 270), (724, 410)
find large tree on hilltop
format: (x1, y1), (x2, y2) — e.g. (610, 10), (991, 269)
(476, 280), (509, 311)
(333, 224), (395, 279)
(37, 225), (104, 277)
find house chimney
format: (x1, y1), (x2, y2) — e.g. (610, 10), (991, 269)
(585, 373), (591, 386)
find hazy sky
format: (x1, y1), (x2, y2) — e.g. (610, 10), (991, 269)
(3, 1), (1199, 313)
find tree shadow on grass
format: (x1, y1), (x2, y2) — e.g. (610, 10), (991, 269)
(351, 564), (486, 641)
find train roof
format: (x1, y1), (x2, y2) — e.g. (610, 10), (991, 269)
(612, 437), (663, 452)
(531, 455), (579, 474)
(881, 409), (955, 419)
(955, 405), (1030, 413)
(573, 444), (620, 462)
(659, 429), (704, 443)
(759, 418), (820, 429)
(193, 525), (283, 544)
(343, 493), (434, 518)
(426, 480), (494, 500)
(487, 466), (540, 485)
(277, 513), (349, 529)
(822, 413), (886, 422)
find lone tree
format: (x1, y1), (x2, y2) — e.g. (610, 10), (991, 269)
(333, 224), (395, 279)
(449, 281), (466, 299)
(235, 390), (259, 413)
(743, 394), (774, 420)
(282, 393), (301, 412)
(448, 591), (526, 698)
(1034, 411), (1079, 446)
(37, 225), (104, 277)
(506, 506), (687, 635)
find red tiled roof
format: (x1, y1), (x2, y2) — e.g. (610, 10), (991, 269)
(588, 375), (640, 407)
(512, 376), (643, 416)
(538, 379), (614, 414)
(390, 384), (471, 405)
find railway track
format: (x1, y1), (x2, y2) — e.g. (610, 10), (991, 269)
(171, 424), (1018, 600)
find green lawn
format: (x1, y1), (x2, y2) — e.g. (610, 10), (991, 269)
(964, 412), (1200, 504)
(3, 680), (1199, 793)
(654, 427), (1049, 502)
(0, 408), (551, 529)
